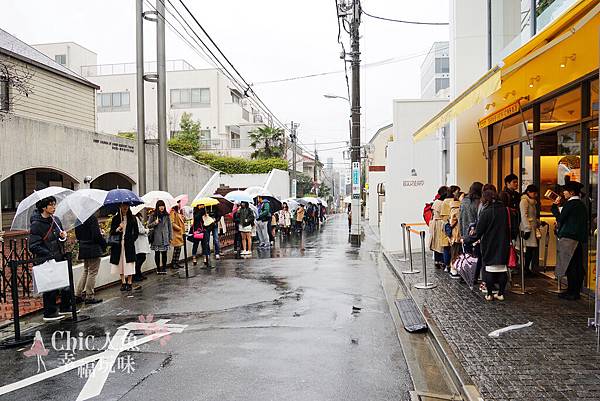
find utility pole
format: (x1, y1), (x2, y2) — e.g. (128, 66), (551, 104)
(349, 0), (361, 246)
(156, 0), (168, 191)
(290, 121), (298, 198)
(135, 0), (146, 195)
(314, 140), (319, 196)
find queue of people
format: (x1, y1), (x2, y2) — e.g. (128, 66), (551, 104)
(26, 190), (329, 322)
(427, 174), (588, 302)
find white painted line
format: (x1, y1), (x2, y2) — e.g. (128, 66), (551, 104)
(0, 319), (187, 400)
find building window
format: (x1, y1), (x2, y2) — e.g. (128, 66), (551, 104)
(170, 88), (210, 108)
(435, 78), (449, 93)
(1, 172), (25, 211)
(200, 129), (211, 140)
(97, 91), (130, 112)
(231, 91), (241, 104)
(242, 109), (250, 121)
(540, 87), (581, 130)
(55, 54), (67, 66)
(435, 57), (449, 74)
(591, 79), (598, 118)
(0, 77), (8, 111)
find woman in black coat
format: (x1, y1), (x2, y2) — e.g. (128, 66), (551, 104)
(109, 204), (139, 291)
(474, 189), (518, 301)
(189, 205), (209, 266)
(75, 215), (106, 304)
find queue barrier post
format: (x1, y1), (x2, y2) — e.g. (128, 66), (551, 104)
(402, 225), (420, 274)
(0, 259), (34, 348)
(414, 231), (436, 290)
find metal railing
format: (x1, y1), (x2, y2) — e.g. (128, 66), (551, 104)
(401, 223), (436, 290)
(80, 59), (194, 77)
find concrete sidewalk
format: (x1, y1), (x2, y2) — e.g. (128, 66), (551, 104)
(384, 249), (600, 401)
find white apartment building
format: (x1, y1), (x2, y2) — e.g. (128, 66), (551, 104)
(420, 41), (450, 99)
(33, 42), (271, 159)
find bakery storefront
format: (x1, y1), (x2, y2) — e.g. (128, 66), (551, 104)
(481, 2), (599, 290)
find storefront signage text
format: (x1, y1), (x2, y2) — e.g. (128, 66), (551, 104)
(478, 101), (521, 129)
(402, 180), (425, 187)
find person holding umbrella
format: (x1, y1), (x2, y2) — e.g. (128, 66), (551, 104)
(148, 200), (173, 275)
(205, 204), (222, 260)
(237, 201), (255, 256)
(133, 210), (151, 282)
(170, 204), (185, 269)
(256, 196), (271, 248)
(28, 196), (72, 321)
(109, 203), (139, 291)
(74, 214), (106, 304)
(190, 205), (209, 266)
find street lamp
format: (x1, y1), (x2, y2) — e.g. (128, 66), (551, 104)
(323, 94), (350, 102)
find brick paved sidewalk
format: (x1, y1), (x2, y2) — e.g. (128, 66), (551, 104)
(385, 251), (600, 401)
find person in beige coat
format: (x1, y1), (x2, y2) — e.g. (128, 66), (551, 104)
(170, 205), (185, 269)
(429, 186), (450, 269)
(519, 185), (540, 276)
(448, 192), (463, 267)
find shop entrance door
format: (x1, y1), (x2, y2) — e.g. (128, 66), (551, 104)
(534, 125), (582, 275)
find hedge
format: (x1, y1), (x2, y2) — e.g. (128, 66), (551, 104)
(194, 152), (288, 174)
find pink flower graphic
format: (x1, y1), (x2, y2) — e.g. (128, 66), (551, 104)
(138, 314), (171, 347)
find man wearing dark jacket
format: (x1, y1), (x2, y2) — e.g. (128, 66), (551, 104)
(501, 173), (520, 211)
(75, 215), (106, 304)
(28, 196), (72, 321)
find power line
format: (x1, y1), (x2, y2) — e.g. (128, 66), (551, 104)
(362, 8), (449, 26)
(176, 0), (289, 132)
(252, 45), (449, 85)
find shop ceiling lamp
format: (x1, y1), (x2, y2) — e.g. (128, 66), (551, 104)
(528, 75), (541, 88)
(503, 90), (517, 101)
(560, 53), (577, 68)
(485, 102), (495, 110)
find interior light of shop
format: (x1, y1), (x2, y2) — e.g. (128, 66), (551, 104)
(503, 90), (517, 101)
(559, 54), (577, 68)
(529, 75), (541, 88)
(485, 102), (495, 110)
(527, 122), (567, 131)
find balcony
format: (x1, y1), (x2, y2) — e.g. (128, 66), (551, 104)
(81, 59), (195, 77)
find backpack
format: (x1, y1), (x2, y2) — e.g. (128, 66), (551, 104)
(423, 203), (433, 225)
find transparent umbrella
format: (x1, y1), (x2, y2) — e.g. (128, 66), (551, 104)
(245, 186), (272, 198)
(10, 186), (74, 231)
(55, 189), (108, 232)
(131, 190), (176, 215)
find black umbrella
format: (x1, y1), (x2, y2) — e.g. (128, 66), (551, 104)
(209, 194), (234, 215)
(255, 196), (282, 213)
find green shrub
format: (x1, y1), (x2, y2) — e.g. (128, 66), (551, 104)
(194, 153), (288, 174)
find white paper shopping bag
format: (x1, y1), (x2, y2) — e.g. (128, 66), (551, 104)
(32, 259), (69, 293)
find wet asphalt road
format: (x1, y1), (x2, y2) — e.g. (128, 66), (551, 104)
(0, 216), (413, 401)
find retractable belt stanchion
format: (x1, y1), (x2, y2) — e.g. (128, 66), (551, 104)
(401, 223), (407, 261)
(0, 259), (34, 348)
(510, 235), (536, 295)
(63, 252), (90, 323)
(414, 231), (436, 289)
(402, 225), (420, 274)
(179, 232), (196, 279)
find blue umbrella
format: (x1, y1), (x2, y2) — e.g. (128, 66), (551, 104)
(103, 189), (144, 206)
(225, 190), (253, 203)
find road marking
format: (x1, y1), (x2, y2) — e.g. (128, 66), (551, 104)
(0, 319), (186, 400)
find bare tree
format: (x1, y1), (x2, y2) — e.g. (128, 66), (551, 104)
(0, 57), (34, 121)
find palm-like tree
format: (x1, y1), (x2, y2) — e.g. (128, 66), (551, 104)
(249, 126), (284, 159)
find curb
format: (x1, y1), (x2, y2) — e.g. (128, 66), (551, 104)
(382, 250), (483, 401)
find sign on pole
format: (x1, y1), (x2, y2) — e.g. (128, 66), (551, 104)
(291, 179), (297, 198)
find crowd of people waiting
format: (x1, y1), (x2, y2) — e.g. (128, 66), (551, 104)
(427, 173), (587, 302)
(27, 194), (328, 321)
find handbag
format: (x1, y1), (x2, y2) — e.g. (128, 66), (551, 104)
(107, 234), (121, 247)
(148, 228), (155, 244)
(202, 214), (215, 227)
(193, 229), (205, 240)
(506, 208), (518, 269)
(32, 259), (69, 293)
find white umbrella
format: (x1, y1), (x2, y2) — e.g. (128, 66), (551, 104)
(10, 186), (74, 231)
(282, 199), (299, 211)
(245, 186), (272, 198)
(55, 189), (108, 231)
(131, 190), (176, 215)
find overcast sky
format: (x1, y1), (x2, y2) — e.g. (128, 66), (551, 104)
(1, 0), (448, 166)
